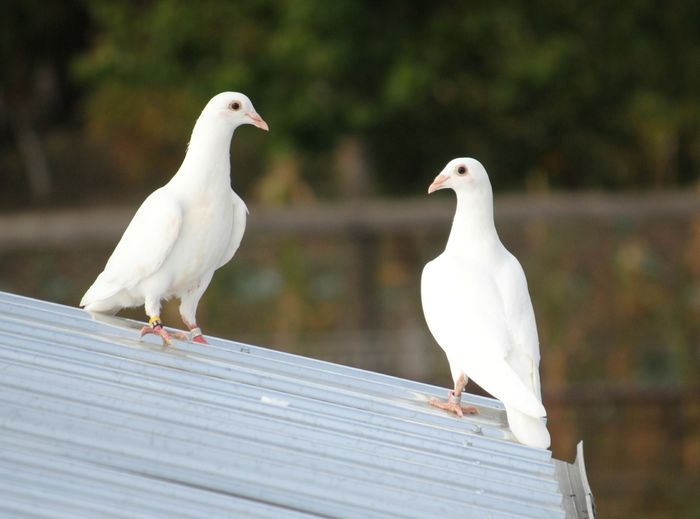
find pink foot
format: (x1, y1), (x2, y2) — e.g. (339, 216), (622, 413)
(430, 391), (479, 417)
(139, 325), (187, 346)
(187, 325), (208, 344)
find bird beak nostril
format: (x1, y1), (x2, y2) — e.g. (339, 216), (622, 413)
(247, 112), (269, 131)
(428, 174), (449, 194)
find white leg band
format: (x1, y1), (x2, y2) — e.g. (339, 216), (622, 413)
(189, 327), (203, 341)
(448, 390), (461, 405)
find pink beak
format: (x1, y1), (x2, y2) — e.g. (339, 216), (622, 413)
(247, 112), (269, 131)
(427, 174), (449, 194)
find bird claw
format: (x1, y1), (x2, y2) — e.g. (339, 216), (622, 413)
(139, 325), (186, 346)
(429, 398), (479, 417)
(140, 321), (208, 346)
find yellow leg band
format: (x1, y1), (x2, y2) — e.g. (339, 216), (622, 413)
(148, 316), (162, 327)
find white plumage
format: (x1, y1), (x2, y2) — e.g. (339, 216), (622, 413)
(421, 158), (550, 449)
(81, 92), (268, 345)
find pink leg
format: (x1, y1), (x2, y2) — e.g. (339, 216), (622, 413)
(179, 273), (213, 345)
(429, 373), (479, 417)
(188, 324), (208, 344)
(182, 320), (208, 344)
(139, 316), (187, 346)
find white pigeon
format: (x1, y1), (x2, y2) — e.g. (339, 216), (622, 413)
(421, 158), (550, 449)
(80, 92), (268, 345)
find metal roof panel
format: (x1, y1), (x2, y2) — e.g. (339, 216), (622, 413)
(0, 291), (592, 518)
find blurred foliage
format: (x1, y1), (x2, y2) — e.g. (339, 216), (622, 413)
(2, 0), (700, 206)
(0, 0), (89, 203)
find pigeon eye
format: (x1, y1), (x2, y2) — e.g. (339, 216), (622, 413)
(457, 165), (467, 175)
(230, 101), (241, 111)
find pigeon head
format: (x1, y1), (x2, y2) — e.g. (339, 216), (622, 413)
(427, 158), (490, 195)
(202, 92), (269, 131)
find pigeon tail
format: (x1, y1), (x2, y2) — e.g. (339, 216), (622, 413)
(81, 298), (121, 314)
(466, 358), (547, 418)
(506, 406), (551, 449)
(80, 278), (125, 314)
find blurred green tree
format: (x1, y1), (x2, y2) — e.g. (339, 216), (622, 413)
(2, 0), (700, 205)
(74, 0), (700, 198)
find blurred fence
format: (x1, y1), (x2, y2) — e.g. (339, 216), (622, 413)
(2, 191), (700, 250)
(1, 190), (699, 519)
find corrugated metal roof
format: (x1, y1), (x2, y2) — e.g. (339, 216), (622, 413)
(0, 290), (594, 519)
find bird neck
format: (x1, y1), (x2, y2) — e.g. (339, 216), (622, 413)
(175, 114), (236, 187)
(445, 190), (500, 256)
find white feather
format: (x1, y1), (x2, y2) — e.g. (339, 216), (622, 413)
(81, 92), (267, 331)
(421, 157), (550, 448)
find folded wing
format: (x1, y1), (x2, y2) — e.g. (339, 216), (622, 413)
(421, 255), (546, 418)
(80, 189), (183, 309)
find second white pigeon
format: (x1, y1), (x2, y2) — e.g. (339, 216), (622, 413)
(81, 92), (268, 345)
(421, 157), (550, 449)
